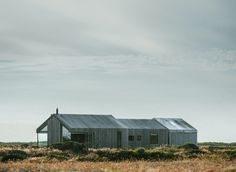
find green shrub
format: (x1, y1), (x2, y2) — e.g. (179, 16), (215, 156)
(178, 144), (203, 159)
(134, 148), (146, 159)
(225, 150), (236, 160)
(147, 150), (176, 160)
(117, 150), (135, 160)
(1, 150), (27, 162)
(184, 149), (204, 158)
(178, 143), (199, 150)
(31, 152), (47, 157)
(51, 141), (88, 154)
(96, 149), (135, 161)
(95, 148), (177, 161)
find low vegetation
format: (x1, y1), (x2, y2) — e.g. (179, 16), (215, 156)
(1, 150), (28, 162)
(0, 142), (236, 171)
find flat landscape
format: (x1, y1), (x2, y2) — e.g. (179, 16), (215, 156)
(1, 159), (236, 172)
(0, 142), (236, 172)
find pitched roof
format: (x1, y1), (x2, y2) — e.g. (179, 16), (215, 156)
(117, 119), (166, 129)
(56, 114), (126, 129)
(154, 118), (197, 132)
(37, 114), (197, 133)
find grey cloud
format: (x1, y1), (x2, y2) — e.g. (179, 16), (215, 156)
(0, 1), (138, 57)
(1, 0), (236, 59)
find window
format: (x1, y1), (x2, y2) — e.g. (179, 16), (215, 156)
(129, 135), (134, 141)
(150, 134), (158, 144)
(137, 135), (142, 141)
(62, 126), (71, 141)
(71, 133), (88, 143)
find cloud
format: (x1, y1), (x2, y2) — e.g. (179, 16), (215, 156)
(1, 0), (236, 74)
(1, 0), (235, 59)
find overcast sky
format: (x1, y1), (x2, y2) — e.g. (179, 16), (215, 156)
(0, 0), (236, 142)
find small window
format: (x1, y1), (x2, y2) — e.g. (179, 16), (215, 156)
(129, 135), (134, 141)
(150, 134), (158, 144)
(137, 135), (142, 141)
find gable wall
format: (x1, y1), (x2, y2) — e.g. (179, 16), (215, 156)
(48, 115), (62, 145)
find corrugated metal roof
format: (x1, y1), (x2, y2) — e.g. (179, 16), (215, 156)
(117, 119), (166, 129)
(37, 114), (197, 133)
(154, 118), (196, 131)
(56, 114), (126, 129)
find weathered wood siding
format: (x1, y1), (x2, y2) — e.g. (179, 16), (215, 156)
(47, 115), (62, 145)
(70, 128), (128, 148)
(169, 131), (197, 145)
(127, 129), (168, 147)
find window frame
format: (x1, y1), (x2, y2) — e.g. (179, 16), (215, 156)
(149, 133), (158, 144)
(128, 135), (135, 141)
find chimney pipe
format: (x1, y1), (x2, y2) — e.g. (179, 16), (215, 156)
(56, 108), (58, 115)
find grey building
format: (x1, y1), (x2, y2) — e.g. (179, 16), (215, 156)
(36, 111), (197, 147)
(154, 118), (197, 145)
(117, 119), (168, 147)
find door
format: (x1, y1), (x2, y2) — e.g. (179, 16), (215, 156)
(117, 131), (122, 148)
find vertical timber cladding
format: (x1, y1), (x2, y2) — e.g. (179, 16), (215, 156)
(73, 128), (116, 148)
(147, 129), (168, 147)
(94, 128), (128, 148)
(47, 115), (62, 145)
(128, 129), (144, 147)
(127, 129), (168, 147)
(157, 129), (169, 145)
(169, 131), (197, 145)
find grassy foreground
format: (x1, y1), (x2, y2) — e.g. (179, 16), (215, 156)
(0, 142), (236, 172)
(1, 160), (236, 172)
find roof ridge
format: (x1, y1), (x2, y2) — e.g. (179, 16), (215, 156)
(58, 114), (113, 116)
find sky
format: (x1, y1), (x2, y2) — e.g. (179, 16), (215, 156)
(0, 0), (236, 142)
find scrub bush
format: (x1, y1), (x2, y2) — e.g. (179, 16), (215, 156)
(51, 141), (88, 154)
(224, 149), (236, 160)
(95, 148), (177, 161)
(1, 150), (27, 162)
(178, 143), (199, 150)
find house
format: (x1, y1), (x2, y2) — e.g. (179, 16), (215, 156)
(36, 109), (197, 147)
(154, 118), (197, 145)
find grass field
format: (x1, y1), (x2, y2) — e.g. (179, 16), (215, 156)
(0, 142), (236, 172)
(1, 159), (236, 172)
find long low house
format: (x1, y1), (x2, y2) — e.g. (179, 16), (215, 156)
(36, 110), (197, 147)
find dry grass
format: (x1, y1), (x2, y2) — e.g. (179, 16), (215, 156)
(0, 144), (236, 172)
(0, 159), (236, 172)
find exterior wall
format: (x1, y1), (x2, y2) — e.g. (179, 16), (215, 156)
(47, 115), (62, 145)
(70, 128), (128, 148)
(169, 131), (197, 145)
(127, 129), (168, 147)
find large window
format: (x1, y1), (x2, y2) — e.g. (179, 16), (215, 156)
(129, 135), (134, 141)
(71, 133), (88, 143)
(62, 126), (71, 141)
(150, 134), (158, 144)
